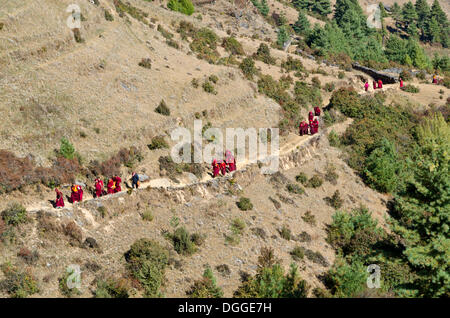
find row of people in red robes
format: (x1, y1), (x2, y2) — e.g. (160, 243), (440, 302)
(365, 80), (384, 91)
(212, 150), (236, 178)
(54, 175), (122, 208)
(299, 107), (320, 136)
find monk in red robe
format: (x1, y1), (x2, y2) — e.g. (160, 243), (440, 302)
(299, 121), (305, 136)
(95, 178), (103, 198)
(308, 111), (314, 122)
(432, 75), (437, 84)
(309, 121), (314, 135)
(314, 107), (321, 116)
(399, 78), (404, 88)
(364, 82), (369, 91)
(378, 79), (383, 89)
(313, 118), (319, 134)
(225, 150), (236, 172)
(55, 188), (64, 208)
(219, 160), (227, 175)
(70, 184), (79, 203)
(77, 185), (83, 202)
(212, 159), (220, 178)
(107, 178), (115, 194)
(373, 81), (377, 90)
(113, 176), (122, 193)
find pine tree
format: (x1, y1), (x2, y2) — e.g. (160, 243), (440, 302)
(425, 16), (441, 43)
(292, 0), (312, 11)
(414, 0), (430, 30)
(401, 1), (418, 28)
(430, 0), (448, 26)
(312, 0), (332, 17)
(277, 25), (290, 47)
(260, 0), (269, 17)
(293, 10), (311, 35)
(391, 114), (450, 297)
(391, 2), (402, 26)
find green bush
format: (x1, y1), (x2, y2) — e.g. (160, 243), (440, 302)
(190, 28), (219, 63)
(279, 225), (291, 240)
(148, 136), (169, 150)
(167, 0), (195, 16)
(305, 249), (329, 267)
(329, 87), (363, 118)
(155, 99), (170, 116)
(301, 211), (316, 226)
(328, 130), (341, 147)
(286, 183), (305, 195)
(208, 74), (219, 84)
(170, 227), (198, 255)
(290, 246), (305, 261)
(138, 58), (152, 69)
(94, 278), (130, 298)
(222, 37), (244, 55)
(186, 267), (223, 298)
(306, 175), (323, 188)
(0, 263), (39, 298)
(157, 24), (173, 39)
(253, 43), (276, 65)
(295, 173), (307, 184)
(324, 257), (368, 297)
(124, 238), (169, 297)
(1, 203), (27, 226)
(236, 197), (253, 211)
(281, 56), (304, 72)
(202, 80), (217, 94)
(59, 137), (76, 160)
(104, 9), (114, 21)
(294, 81), (322, 108)
(401, 84), (420, 93)
(326, 190), (343, 209)
(141, 210), (154, 222)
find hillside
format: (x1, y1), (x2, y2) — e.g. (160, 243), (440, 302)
(0, 0), (449, 299)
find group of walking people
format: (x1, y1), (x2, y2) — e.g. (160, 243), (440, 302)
(53, 172), (140, 208)
(364, 79), (384, 91)
(212, 150), (236, 178)
(299, 107), (320, 136)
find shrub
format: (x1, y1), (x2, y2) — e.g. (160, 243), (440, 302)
(324, 82), (336, 92)
(297, 231), (312, 242)
(290, 246), (305, 261)
(400, 70), (412, 81)
(231, 218), (246, 235)
(59, 267), (81, 297)
(305, 249), (328, 267)
(191, 78), (199, 88)
(155, 99), (170, 116)
(186, 267), (223, 298)
(190, 28), (219, 63)
(326, 190), (343, 209)
(324, 257), (368, 297)
(104, 10), (114, 21)
(401, 84), (420, 93)
(216, 264), (231, 277)
(237, 197), (253, 211)
(113, 0), (148, 22)
(169, 227), (198, 255)
(202, 80), (217, 94)
(279, 225), (291, 240)
(338, 71), (345, 79)
(124, 238), (170, 297)
(166, 39), (180, 49)
(301, 211), (316, 226)
(328, 130), (341, 147)
(59, 137), (76, 160)
(281, 56), (304, 72)
(294, 81), (322, 107)
(148, 136), (168, 150)
(286, 183), (305, 195)
(311, 76), (321, 88)
(306, 175), (323, 188)
(157, 24), (173, 39)
(95, 278), (130, 298)
(329, 87), (363, 118)
(324, 164), (339, 185)
(139, 58), (152, 69)
(295, 173), (307, 184)
(167, 0), (195, 16)
(0, 263), (39, 298)
(72, 28), (84, 43)
(1, 203), (27, 226)
(222, 37), (244, 55)
(208, 74), (219, 84)
(253, 43), (276, 65)
(141, 210), (154, 222)
(17, 248), (39, 265)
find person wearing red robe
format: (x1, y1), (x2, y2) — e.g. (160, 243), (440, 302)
(314, 107), (321, 116)
(212, 159), (220, 178)
(77, 185), (83, 202)
(95, 178), (103, 198)
(399, 78), (404, 88)
(113, 176), (122, 193)
(299, 121), (306, 136)
(309, 121), (314, 135)
(308, 111), (314, 122)
(313, 119), (319, 134)
(70, 184), (79, 203)
(432, 75), (437, 84)
(364, 82), (369, 91)
(55, 188), (64, 208)
(225, 150), (236, 172)
(378, 79), (383, 89)
(219, 160), (227, 175)
(373, 81), (377, 90)
(107, 178), (115, 194)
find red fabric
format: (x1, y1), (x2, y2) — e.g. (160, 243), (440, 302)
(228, 160), (236, 172)
(378, 80), (383, 88)
(308, 111), (314, 122)
(55, 189), (64, 207)
(212, 162), (220, 177)
(107, 179), (115, 194)
(313, 119), (319, 134)
(113, 177), (121, 193)
(400, 80), (403, 88)
(365, 83), (369, 91)
(373, 81), (377, 89)
(220, 161), (227, 175)
(77, 185), (83, 201)
(95, 181), (103, 198)
(314, 107), (321, 116)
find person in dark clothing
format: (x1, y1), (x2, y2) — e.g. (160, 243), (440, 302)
(132, 172), (140, 189)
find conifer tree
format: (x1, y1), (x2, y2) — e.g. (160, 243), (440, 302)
(293, 10), (311, 35)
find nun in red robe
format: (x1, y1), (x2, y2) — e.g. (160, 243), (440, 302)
(378, 79), (383, 89)
(70, 184), (79, 203)
(107, 178), (115, 194)
(364, 82), (369, 91)
(212, 159), (220, 178)
(219, 160), (227, 175)
(225, 150), (236, 172)
(314, 107), (321, 116)
(55, 188), (64, 208)
(77, 185), (83, 202)
(95, 178), (103, 198)
(313, 118), (319, 134)
(373, 81), (377, 90)
(299, 121), (305, 136)
(399, 78), (404, 88)
(308, 111), (314, 122)
(113, 176), (122, 193)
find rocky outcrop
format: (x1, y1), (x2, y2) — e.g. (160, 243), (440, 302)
(352, 63), (398, 84)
